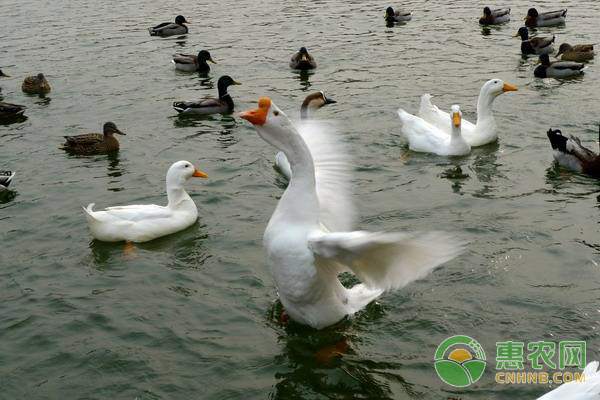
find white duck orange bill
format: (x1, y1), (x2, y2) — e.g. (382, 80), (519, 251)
(502, 83), (518, 92)
(193, 170), (208, 178)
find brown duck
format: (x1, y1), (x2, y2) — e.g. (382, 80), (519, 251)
(556, 43), (595, 62)
(62, 122), (125, 154)
(22, 73), (51, 94)
(547, 127), (600, 178)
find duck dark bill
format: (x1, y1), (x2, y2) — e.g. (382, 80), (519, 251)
(239, 97), (271, 126)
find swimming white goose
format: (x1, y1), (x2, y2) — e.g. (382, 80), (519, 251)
(537, 361), (600, 399)
(240, 97), (463, 329)
(418, 79), (518, 147)
(275, 91), (337, 180)
(83, 161), (207, 243)
(398, 104), (470, 156)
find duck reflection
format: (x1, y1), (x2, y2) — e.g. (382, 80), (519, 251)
(470, 144), (501, 198)
(439, 163), (470, 194)
(295, 70), (313, 91)
(268, 301), (411, 399)
(217, 115), (239, 148)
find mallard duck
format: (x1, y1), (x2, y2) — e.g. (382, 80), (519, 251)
(172, 50), (216, 73)
(61, 122), (125, 154)
(275, 92), (337, 179)
(173, 75), (241, 115)
(83, 161), (207, 243)
(149, 15), (189, 37)
(0, 102), (26, 119)
(547, 127), (600, 177)
(515, 27), (554, 55)
(538, 361), (600, 399)
(385, 6), (412, 23)
(22, 73), (51, 94)
(525, 8), (567, 28)
(290, 47), (317, 70)
(418, 79), (518, 147)
(0, 69), (10, 78)
(479, 7), (511, 25)
(0, 171), (15, 191)
(240, 97), (463, 329)
(556, 43), (595, 62)
(398, 105), (470, 156)
(534, 54), (584, 78)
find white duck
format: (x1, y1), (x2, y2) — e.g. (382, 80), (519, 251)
(537, 361), (600, 399)
(83, 161), (207, 243)
(418, 79), (518, 147)
(240, 97), (463, 329)
(397, 104), (470, 156)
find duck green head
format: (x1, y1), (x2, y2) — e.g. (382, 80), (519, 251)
(175, 15), (188, 25)
(483, 7), (492, 17)
(527, 8), (539, 18)
(385, 7), (395, 17)
(198, 50), (216, 64)
(103, 122), (125, 136)
(515, 27), (529, 40)
(299, 47), (308, 55)
(539, 53), (550, 66)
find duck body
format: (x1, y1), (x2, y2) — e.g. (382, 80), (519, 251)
(398, 105), (470, 156)
(0, 101), (26, 119)
(275, 92), (336, 180)
(516, 27), (555, 55)
(22, 73), (51, 94)
(525, 8), (567, 28)
(0, 171), (15, 191)
(479, 7), (510, 25)
(557, 43), (594, 62)
(172, 50), (216, 73)
(547, 128), (600, 177)
(62, 122), (125, 154)
(149, 15), (189, 37)
(290, 47), (317, 70)
(173, 75), (240, 115)
(385, 6), (412, 23)
(537, 361), (600, 399)
(83, 161), (207, 243)
(240, 97), (463, 329)
(418, 79), (518, 147)
(535, 54), (584, 78)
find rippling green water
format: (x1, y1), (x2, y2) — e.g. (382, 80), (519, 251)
(2, 0), (600, 398)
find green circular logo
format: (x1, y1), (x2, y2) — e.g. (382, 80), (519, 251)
(434, 335), (486, 387)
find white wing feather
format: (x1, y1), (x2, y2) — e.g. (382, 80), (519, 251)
(417, 94), (477, 134)
(297, 119), (356, 232)
(308, 230), (464, 291)
(537, 361), (600, 400)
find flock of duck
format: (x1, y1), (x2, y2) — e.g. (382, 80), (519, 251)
(3, 6), (600, 396)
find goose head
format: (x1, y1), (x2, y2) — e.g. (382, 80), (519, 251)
(166, 160), (207, 190)
(175, 15), (189, 25)
(515, 27), (529, 41)
(449, 105), (462, 138)
(480, 79), (518, 99)
(300, 91), (336, 119)
(103, 122), (125, 137)
(198, 50), (216, 64)
(240, 97), (297, 152)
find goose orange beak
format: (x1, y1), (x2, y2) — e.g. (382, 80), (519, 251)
(193, 169), (208, 178)
(239, 97), (271, 126)
(502, 83), (518, 92)
(452, 112), (461, 127)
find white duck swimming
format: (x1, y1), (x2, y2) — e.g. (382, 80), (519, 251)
(537, 361), (600, 399)
(397, 104), (470, 156)
(275, 91), (336, 180)
(418, 79), (518, 147)
(83, 161), (207, 243)
(240, 97), (463, 329)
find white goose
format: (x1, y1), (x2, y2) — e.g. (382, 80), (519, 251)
(418, 79), (518, 147)
(537, 361), (600, 399)
(240, 97), (463, 329)
(397, 104), (470, 156)
(83, 161), (207, 243)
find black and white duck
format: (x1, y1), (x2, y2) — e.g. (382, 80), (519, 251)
(534, 53), (584, 78)
(547, 127), (600, 177)
(149, 15), (189, 37)
(515, 27), (554, 55)
(173, 75), (241, 115)
(479, 7), (511, 25)
(172, 50), (216, 73)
